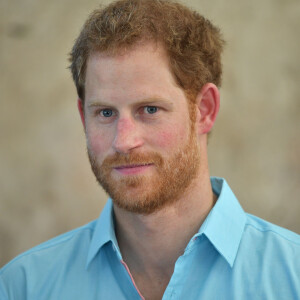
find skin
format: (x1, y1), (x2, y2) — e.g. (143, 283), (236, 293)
(78, 42), (220, 300)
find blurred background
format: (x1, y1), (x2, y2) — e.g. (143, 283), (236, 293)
(1, 0), (299, 266)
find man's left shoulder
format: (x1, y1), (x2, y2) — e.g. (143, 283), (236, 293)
(245, 213), (300, 245)
(242, 213), (300, 262)
(231, 214), (300, 298)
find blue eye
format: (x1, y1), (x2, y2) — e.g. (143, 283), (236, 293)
(100, 109), (114, 117)
(145, 106), (158, 114)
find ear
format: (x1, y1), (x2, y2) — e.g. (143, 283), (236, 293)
(195, 83), (220, 135)
(77, 98), (86, 129)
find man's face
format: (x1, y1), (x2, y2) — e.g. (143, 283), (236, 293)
(83, 42), (201, 214)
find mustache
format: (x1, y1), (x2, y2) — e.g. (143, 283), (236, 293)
(101, 152), (164, 168)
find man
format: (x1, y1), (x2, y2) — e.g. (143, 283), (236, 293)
(1, 0), (299, 299)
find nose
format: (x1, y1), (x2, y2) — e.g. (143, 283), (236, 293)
(112, 116), (144, 154)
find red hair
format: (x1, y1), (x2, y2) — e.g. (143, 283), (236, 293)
(69, 0), (225, 102)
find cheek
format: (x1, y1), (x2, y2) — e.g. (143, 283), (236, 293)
(152, 124), (188, 149)
(86, 128), (112, 157)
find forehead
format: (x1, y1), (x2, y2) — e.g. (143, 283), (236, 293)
(84, 42), (184, 104)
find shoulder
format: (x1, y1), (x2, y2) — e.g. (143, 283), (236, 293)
(0, 220), (97, 281)
(227, 214), (300, 298)
(244, 213), (300, 247)
(238, 214), (300, 273)
(2, 220), (97, 270)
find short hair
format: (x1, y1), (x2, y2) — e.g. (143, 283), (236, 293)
(69, 0), (225, 103)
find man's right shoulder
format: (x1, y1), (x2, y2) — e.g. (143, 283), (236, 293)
(0, 220), (97, 278)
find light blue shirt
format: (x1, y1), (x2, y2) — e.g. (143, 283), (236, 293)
(1, 177), (299, 299)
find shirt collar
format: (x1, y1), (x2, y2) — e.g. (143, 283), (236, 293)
(198, 177), (246, 267)
(86, 177), (246, 269)
(86, 198), (121, 269)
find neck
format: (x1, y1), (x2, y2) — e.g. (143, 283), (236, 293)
(114, 170), (215, 275)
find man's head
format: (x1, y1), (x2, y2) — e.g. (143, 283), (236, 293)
(69, 0), (224, 214)
(69, 0), (224, 104)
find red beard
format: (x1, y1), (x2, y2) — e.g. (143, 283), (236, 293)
(88, 131), (200, 215)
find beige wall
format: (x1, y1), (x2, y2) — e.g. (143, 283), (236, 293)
(1, 0), (299, 266)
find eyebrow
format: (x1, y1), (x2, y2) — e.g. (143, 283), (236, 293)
(87, 97), (174, 108)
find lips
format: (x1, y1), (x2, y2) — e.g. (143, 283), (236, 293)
(115, 163), (152, 169)
(114, 163), (153, 175)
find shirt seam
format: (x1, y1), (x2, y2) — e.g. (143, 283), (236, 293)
(0, 226), (95, 275)
(245, 223), (300, 246)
